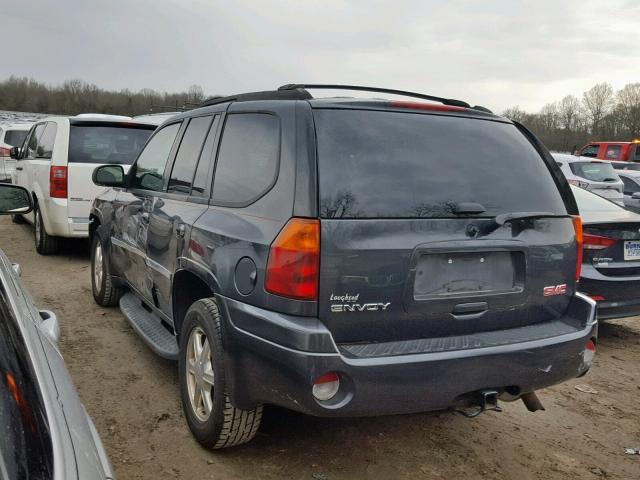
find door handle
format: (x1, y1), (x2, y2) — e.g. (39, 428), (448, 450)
(176, 224), (186, 238)
(16, 167), (23, 171)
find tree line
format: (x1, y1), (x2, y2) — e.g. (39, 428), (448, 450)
(0, 76), (209, 117)
(502, 82), (640, 152)
(1, 76), (638, 153)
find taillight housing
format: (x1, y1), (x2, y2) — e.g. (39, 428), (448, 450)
(583, 233), (616, 250)
(0, 146), (10, 157)
(265, 218), (320, 301)
(572, 216), (583, 281)
(50, 166), (67, 198)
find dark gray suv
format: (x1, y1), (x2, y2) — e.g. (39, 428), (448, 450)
(89, 84), (598, 449)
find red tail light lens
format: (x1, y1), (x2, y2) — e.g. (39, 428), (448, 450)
(0, 147), (10, 157)
(572, 216), (583, 281)
(583, 233), (616, 250)
(49, 166), (67, 198)
(265, 218), (320, 301)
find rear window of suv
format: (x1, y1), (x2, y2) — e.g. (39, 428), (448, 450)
(69, 123), (155, 164)
(315, 109), (566, 218)
(3, 129), (28, 147)
(569, 161), (618, 182)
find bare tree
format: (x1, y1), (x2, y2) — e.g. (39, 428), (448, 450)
(582, 83), (614, 135)
(187, 84), (205, 104)
(501, 106), (528, 123)
(617, 83), (640, 137)
(557, 95), (582, 131)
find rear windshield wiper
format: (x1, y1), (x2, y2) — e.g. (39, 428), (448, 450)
(494, 211), (561, 226)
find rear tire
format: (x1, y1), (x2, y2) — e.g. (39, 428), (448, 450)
(11, 214), (24, 224)
(91, 233), (122, 307)
(34, 204), (60, 255)
(179, 298), (263, 449)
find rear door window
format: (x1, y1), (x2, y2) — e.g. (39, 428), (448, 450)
(211, 113), (280, 205)
(132, 122), (181, 191)
(69, 124), (154, 164)
(25, 124), (46, 159)
(604, 145), (621, 160)
(315, 109), (566, 218)
(3, 130), (29, 147)
(35, 123), (57, 159)
(167, 115), (213, 194)
(580, 144), (599, 158)
(569, 161), (618, 182)
(191, 115), (220, 197)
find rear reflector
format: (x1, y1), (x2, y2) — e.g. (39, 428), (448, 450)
(312, 372), (340, 401)
(583, 339), (596, 367)
(49, 166), (68, 198)
(389, 100), (466, 112)
(583, 233), (616, 250)
(589, 295), (605, 302)
(572, 216), (583, 281)
(265, 218), (320, 301)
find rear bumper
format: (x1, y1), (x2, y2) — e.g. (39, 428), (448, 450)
(218, 293), (597, 417)
(580, 264), (640, 320)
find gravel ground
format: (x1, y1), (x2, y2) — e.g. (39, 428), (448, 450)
(1, 216), (639, 480)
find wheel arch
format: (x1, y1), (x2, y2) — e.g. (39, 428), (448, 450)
(172, 262), (219, 340)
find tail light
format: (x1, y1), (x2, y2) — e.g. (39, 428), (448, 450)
(49, 166), (67, 198)
(0, 147), (10, 157)
(589, 295), (605, 302)
(265, 218), (320, 301)
(389, 100), (467, 112)
(583, 233), (616, 250)
(572, 216), (583, 281)
(568, 179), (589, 188)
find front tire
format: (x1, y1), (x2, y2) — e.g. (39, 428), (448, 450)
(91, 233), (122, 307)
(179, 298), (263, 449)
(34, 204), (59, 255)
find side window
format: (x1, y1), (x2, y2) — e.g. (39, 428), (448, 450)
(604, 145), (621, 160)
(211, 113), (280, 205)
(167, 116), (213, 194)
(621, 176), (640, 195)
(26, 124), (46, 159)
(581, 144), (599, 158)
(191, 116), (220, 197)
(35, 122), (57, 159)
(132, 123), (181, 191)
(631, 144), (640, 163)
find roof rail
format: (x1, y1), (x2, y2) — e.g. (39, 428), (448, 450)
(278, 84), (471, 108)
(200, 88), (312, 107)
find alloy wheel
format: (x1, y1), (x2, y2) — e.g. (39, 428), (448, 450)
(186, 326), (215, 421)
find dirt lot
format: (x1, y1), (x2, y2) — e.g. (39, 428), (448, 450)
(1, 217), (639, 479)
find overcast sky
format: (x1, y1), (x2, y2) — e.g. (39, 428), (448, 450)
(2, 0), (639, 112)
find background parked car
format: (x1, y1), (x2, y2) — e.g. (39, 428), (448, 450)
(0, 183), (114, 479)
(572, 185), (640, 320)
(553, 153), (624, 205)
(11, 115), (158, 254)
(0, 123), (32, 182)
(576, 140), (640, 162)
(610, 160), (640, 171)
(614, 169), (640, 213)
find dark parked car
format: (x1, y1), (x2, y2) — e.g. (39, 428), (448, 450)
(0, 183), (114, 479)
(89, 84), (597, 449)
(572, 185), (640, 319)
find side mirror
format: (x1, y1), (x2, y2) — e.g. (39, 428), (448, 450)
(9, 147), (21, 160)
(0, 184), (32, 214)
(93, 165), (125, 187)
(631, 192), (640, 200)
(39, 310), (60, 344)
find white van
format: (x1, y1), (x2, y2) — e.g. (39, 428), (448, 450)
(12, 115), (157, 254)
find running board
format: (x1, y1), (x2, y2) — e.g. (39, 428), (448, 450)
(119, 293), (178, 360)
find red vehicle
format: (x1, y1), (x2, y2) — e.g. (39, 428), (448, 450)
(576, 140), (640, 162)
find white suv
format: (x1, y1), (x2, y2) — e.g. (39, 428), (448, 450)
(12, 115), (157, 254)
(0, 123), (32, 182)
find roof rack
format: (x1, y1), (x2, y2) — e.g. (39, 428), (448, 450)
(278, 84), (471, 108)
(200, 88), (312, 107)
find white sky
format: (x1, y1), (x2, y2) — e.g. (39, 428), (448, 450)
(2, 0), (639, 112)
